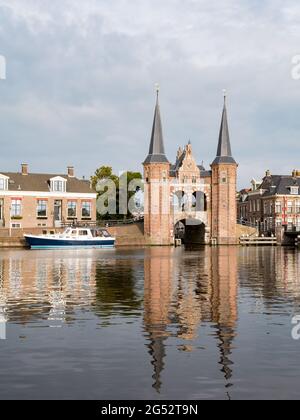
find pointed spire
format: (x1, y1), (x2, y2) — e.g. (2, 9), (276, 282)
(212, 91), (236, 165)
(144, 85), (169, 165)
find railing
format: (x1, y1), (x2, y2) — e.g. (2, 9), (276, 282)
(284, 226), (300, 234)
(237, 219), (258, 229)
(61, 217), (144, 228)
(240, 236), (277, 246)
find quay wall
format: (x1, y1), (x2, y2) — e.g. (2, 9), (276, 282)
(0, 223), (276, 249)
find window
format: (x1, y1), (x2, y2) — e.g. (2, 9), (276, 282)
(68, 201), (77, 218)
(53, 181), (64, 192)
(50, 178), (67, 193)
(256, 200), (260, 211)
(276, 218), (282, 227)
(11, 199), (22, 217)
(296, 201), (300, 214)
(287, 201), (293, 214)
(192, 176), (197, 184)
(275, 201), (282, 213)
(220, 171), (227, 184)
(11, 223), (21, 229)
(37, 200), (47, 218)
(82, 201), (91, 218)
(290, 186), (299, 195)
(0, 178), (7, 191)
(79, 230), (89, 236)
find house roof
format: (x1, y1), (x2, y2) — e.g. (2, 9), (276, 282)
(0, 172), (95, 194)
(260, 175), (300, 197)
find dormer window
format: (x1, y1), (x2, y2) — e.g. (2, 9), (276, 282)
(290, 186), (299, 195)
(0, 175), (9, 191)
(50, 177), (67, 193)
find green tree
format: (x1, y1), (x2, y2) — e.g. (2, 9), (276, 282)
(91, 166), (142, 220)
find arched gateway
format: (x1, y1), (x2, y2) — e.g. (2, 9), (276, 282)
(143, 88), (238, 246)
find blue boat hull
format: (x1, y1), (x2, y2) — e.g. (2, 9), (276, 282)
(25, 236), (115, 250)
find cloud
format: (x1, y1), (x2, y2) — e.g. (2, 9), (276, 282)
(0, 0), (300, 186)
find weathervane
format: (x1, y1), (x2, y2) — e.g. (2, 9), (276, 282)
(155, 83), (160, 99)
(223, 89), (227, 104)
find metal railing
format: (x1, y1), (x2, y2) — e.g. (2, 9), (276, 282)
(61, 217), (144, 229)
(237, 219), (258, 229)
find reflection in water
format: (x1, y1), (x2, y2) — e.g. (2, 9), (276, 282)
(144, 248), (173, 392)
(211, 247), (237, 387)
(0, 247), (300, 399)
(143, 247), (237, 392)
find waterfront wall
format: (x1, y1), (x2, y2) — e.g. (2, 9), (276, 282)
(107, 222), (147, 246)
(0, 223), (264, 249)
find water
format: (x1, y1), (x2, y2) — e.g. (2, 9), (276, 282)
(0, 246), (300, 400)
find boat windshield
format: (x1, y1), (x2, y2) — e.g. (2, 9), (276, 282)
(91, 229), (111, 238)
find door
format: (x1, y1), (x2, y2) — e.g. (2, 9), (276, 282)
(0, 199), (3, 227)
(54, 200), (62, 227)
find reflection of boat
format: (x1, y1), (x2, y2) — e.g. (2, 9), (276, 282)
(24, 228), (115, 250)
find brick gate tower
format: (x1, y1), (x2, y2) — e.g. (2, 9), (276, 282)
(143, 88), (173, 245)
(211, 94), (238, 244)
(143, 89), (238, 246)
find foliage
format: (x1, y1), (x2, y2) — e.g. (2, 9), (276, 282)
(91, 166), (143, 220)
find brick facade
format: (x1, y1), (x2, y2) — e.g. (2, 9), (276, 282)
(237, 170), (300, 236)
(0, 165), (97, 230)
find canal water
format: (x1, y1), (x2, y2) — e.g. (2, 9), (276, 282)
(0, 246), (300, 400)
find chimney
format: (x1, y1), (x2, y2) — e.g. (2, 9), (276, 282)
(265, 169), (271, 177)
(21, 163), (28, 176)
(292, 169), (300, 178)
(67, 166), (75, 178)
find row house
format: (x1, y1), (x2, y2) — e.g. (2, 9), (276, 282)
(0, 164), (97, 230)
(237, 170), (300, 235)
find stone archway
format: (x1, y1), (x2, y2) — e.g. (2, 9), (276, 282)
(175, 218), (206, 245)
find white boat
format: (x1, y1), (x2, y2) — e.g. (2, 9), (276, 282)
(24, 227), (116, 250)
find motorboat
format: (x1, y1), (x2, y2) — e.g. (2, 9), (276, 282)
(24, 227), (115, 249)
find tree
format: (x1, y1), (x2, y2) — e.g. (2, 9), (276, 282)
(91, 166), (143, 220)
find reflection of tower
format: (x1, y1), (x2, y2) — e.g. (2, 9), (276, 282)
(143, 247), (174, 392)
(0, 260), (7, 340)
(211, 247), (238, 385)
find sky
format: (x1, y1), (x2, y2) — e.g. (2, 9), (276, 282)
(0, 0), (300, 187)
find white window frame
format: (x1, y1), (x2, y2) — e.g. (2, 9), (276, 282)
(81, 201), (92, 219)
(0, 175), (9, 191)
(67, 201), (77, 218)
(287, 201), (293, 214)
(50, 177), (67, 193)
(275, 201), (282, 213)
(11, 199), (22, 218)
(36, 199), (48, 218)
(290, 186), (299, 195)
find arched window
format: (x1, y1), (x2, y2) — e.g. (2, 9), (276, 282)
(192, 191), (207, 212)
(173, 191), (188, 212)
